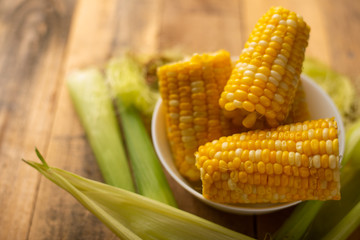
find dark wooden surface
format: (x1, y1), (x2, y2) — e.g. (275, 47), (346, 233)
(1, 0), (360, 239)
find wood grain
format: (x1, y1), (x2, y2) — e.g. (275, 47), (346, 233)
(0, 0), (75, 239)
(1, 0), (360, 239)
(160, 0), (244, 55)
(322, 0), (360, 90)
(28, 0), (121, 239)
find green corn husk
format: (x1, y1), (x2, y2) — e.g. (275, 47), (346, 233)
(342, 119), (360, 167)
(24, 150), (254, 240)
(117, 103), (178, 207)
(67, 69), (135, 191)
(303, 58), (360, 124)
(106, 55), (160, 116)
(106, 55), (177, 207)
(273, 200), (324, 240)
(322, 200), (360, 240)
(301, 119), (360, 239)
(274, 118), (360, 240)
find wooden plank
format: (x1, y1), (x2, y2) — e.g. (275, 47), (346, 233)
(28, 0), (165, 239)
(111, 0), (164, 55)
(159, 0), (244, 55)
(159, 0), (256, 237)
(0, 0), (358, 239)
(27, 0), (119, 239)
(0, 0), (76, 239)
(322, 0), (360, 86)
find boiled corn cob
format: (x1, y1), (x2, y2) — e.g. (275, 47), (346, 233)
(219, 6), (310, 129)
(222, 78), (310, 129)
(157, 50), (240, 181)
(195, 118), (340, 203)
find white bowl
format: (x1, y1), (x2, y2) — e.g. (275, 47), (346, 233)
(151, 74), (345, 215)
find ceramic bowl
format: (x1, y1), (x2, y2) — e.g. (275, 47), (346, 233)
(151, 74), (345, 215)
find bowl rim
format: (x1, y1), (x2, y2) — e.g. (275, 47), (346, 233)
(151, 74), (345, 215)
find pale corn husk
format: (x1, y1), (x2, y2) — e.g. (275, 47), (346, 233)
(106, 55), (177, 207)
(67, 69), (135, 191)
(106, 55), (159, 116)
(24, 150), (254, 240)
(303, 58), (359, 125)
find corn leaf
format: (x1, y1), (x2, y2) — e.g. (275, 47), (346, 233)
(303, 58), (359, 123)
(106, 55), (159, 116)
(24, 150), (254, 240)
(117, 103), (177, 207)
(67, 69), (135, 191)
(342, 119), (360, 167)
(273, 200), (324, 240)
(106, 55), (177, 207)
(322, 200), (360, 240)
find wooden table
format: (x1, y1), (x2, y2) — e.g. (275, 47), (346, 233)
(1, 0), (360, 239)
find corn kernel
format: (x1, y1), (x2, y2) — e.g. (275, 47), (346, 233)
(192, 8), (340, 203)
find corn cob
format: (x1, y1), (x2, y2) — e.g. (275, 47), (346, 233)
(219, 6), (310, 129)
(195, 118), (340, 203)
(157, 50), (240, 181)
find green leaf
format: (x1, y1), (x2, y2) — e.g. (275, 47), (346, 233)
(106, 54), (159, 116)
(303, 58), (359, 124)
(67, 69), (135, 191)
(106, 54), (178, 207)
(24, 152), (254, 240)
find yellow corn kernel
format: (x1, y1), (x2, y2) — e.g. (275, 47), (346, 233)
(219, 6), (310, 129)
(196, 118), (340, 204)
(242, 112), (258, 129)
(158, 50), (241, 181)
